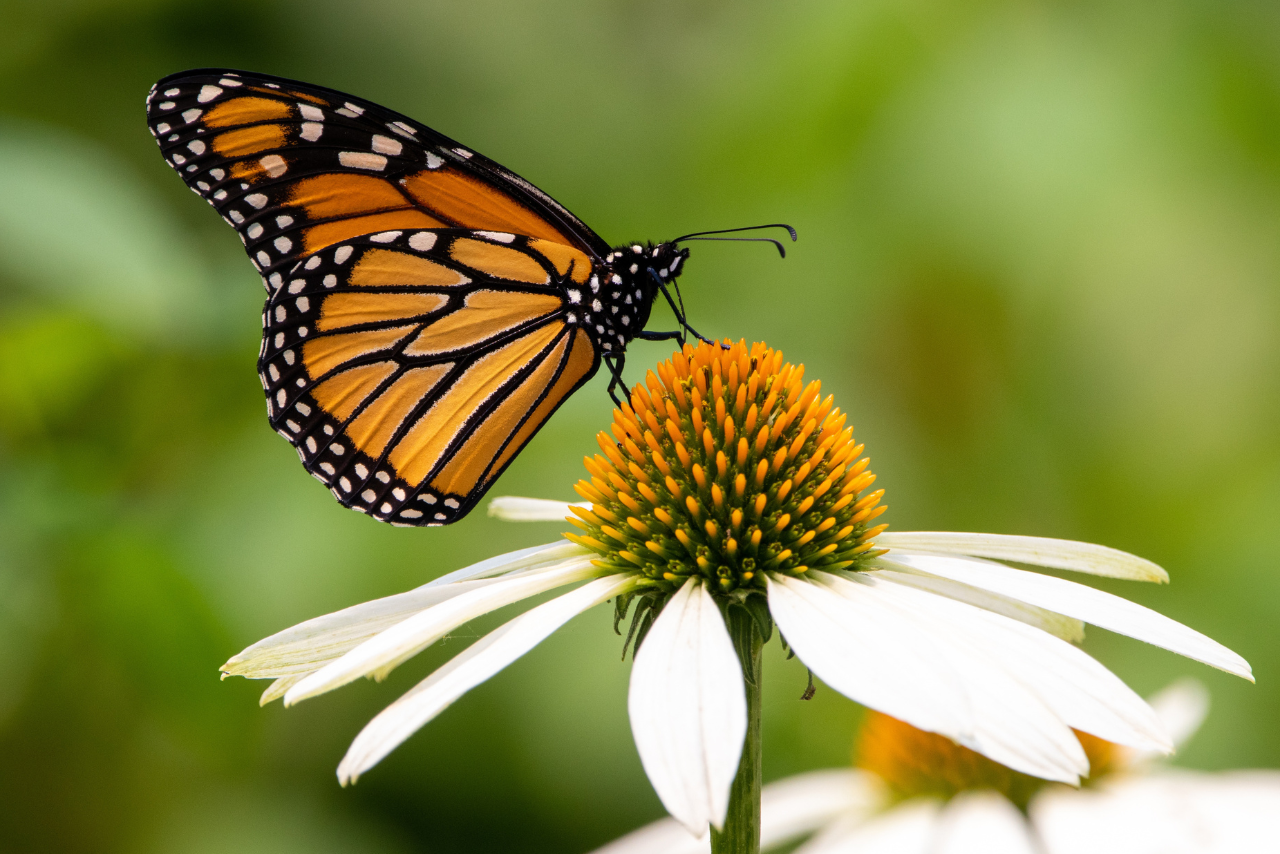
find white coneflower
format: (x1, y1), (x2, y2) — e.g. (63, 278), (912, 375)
(593, 680), (1280, 854)
(222, 340), (1251, 853)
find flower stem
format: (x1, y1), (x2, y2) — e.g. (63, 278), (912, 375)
(711, 607), (763, 854)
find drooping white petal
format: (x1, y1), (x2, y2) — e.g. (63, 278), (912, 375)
(586, 770), (881, 854)
(795, 799), (940, 854)
(812, 572), (1089, 783)
(866, 568), (1085, 643)
(338, 573), (637, 784)
(869, 572), (1172, 754)
(766, 573), (975, 744)
(487, 496), (589, 521)
(934, 792), (1037, 854)
(424, 539), (585, 586)
(876, 532), (1168, 582)
(258, 673), (305, 706)
(1031, 770), (1280, 854)
(223, 540), (581, 680)
(628, 577), (747, 834)
(880, 553), (1253, 680)
(224, 576), (502, 680)
(285, 557), (602, 705)
(1147, 678), (1210, 751)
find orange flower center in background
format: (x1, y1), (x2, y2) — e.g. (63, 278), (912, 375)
(566, 340), (887, 593)
(855, 710), (1122, 810)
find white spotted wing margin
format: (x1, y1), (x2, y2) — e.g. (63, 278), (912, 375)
(145, 68), (611, 281)
(258, 229), (602, 527)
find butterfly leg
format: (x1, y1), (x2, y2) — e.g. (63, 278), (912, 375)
(637, 330), (685, 342)
(605, 353), (628, 407)
(650, 271), (717, 347)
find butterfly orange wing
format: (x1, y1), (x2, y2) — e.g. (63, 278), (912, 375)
(261, 229), (598, 525)
(145, 69), (609, 292)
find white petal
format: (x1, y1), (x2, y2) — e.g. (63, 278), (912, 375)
(628, 578), (747, 833)
(935, 792), (1037, 854)
(223, 540), (580, 680)
(585, 818), (708, 854)
(866, 568), (1085, 643)
(1031, 770), (1280, 854)
(795, 799), (940, 854)
(424, 539), (585, 586)
(1148, 677), (1210, 751)
(881, 553), (1253, 680)
(585, 769), (881, 854)
(870, 572), (1171, 754)
(766, 573), (976, 744)
(815, 572), (1088, 783)
(258, 673), (305, 706)
(224, 576), (502, 680)
(338, 573), (637, 783)
(760, 770), (885, 850)
(487, 496), (590, 521)
(876, 532), (1169, 582)
(285, 558), (601, 705)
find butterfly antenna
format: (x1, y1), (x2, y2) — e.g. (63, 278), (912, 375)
(672, 223), (798, 258)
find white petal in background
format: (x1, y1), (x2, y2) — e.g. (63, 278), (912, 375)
(587, 770), (884, 854)
(1032, 770), (1280, 854)
(933, 792), (1038, 854)
(880, 553), (1252, 679)
(628, 578), (747, 833)
(284, 557), (601, 705)
(765, 573), (975, 744)
(875, 532), (1168, 582)
(338, 573), (638, 783)
(795, 799), (940, 854)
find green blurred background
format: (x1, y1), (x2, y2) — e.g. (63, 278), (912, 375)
(1, 0), (1277, 850)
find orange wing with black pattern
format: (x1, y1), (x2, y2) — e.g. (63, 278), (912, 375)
(145, 68), (610, 290)
(146, 68), (610, 525)
(257, 229), (599, 525)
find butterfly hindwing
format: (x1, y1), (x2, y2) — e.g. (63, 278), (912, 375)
(260, 229), (600, 526)
(145, 68), (609, 292)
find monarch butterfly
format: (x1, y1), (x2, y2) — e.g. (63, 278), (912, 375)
(146, 69), (792, 526)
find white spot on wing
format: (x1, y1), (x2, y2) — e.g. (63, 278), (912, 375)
(334, 246), (354, 263)
(181, 108), (202, 123)
(425, 152), (444, 169)
(339, 151), (387, 171)
(369, 231), (400, 243)
(299, 104), (324, 121)
(197, 85), (222, 103)
(408, 233), (437, 252)
(300, 123), (323, 142)
(477, 231), (515, 243)
(371, 135), (402, 156)
(187, 140), (206, 155)
(274, 236), (292, 253)
(260, 155), (287, 177)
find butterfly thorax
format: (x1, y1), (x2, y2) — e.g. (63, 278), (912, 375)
(575, 242), (690, 353)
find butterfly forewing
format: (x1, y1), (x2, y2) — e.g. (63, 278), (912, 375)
(145, 69), (609, 291)
(260, 229), (599, 525)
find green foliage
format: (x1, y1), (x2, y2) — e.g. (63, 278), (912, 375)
(1, 1), (1279, 851)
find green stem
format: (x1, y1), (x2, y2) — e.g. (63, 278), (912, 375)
(711, 607), (763, 854)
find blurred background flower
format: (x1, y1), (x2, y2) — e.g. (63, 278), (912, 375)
(592, 679), (1280, 853)
(0, 1), (1277, 852)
